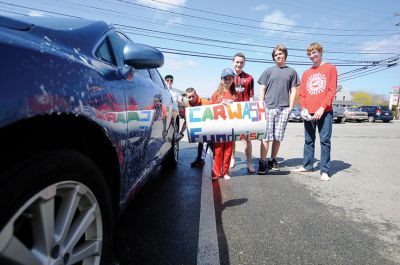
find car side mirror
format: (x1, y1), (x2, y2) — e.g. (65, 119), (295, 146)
(123, 43), (164, 69)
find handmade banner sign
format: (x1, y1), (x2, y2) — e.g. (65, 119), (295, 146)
(185, 101), (268, 143)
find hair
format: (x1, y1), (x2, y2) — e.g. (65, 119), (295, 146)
(233, 52), (246, 61)
(272, 44), (288, 61)
(185, 87), (196, 93)
(307, 43), (323, 55)
(164, 74), (173, 80)
(215, 79), (237, 101)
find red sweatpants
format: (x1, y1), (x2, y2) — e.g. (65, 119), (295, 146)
(212, 142), (234, 178)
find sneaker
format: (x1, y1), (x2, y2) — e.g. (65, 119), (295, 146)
(223, 174), (231, 180)
(320, 172), (330, 181)
(267, 159), (279, 171)
(191, 159), (205, 168)
(292, 167), (312, 173)
(175, 132), (184, 141)
(257, 160), (268, 175)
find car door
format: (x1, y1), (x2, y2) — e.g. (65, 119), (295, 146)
(92, 30), (151, 199)
(106, 31), (170, 196)
(148, 68), (175, 159)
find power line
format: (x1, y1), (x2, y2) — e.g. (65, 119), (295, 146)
(125, 30), (380, 64)
(339, 65), (399, 82)
(148, 0), (398, 33)
(2, 1), (398, 55)
(59, 0), (366, 47)
(117, 23), (399, 55)
(115, 0), (400, 37)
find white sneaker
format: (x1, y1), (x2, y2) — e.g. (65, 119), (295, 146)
(320, 172), (330, 181)
(292, 167), (312, 173)
(223, 174), (231, 180)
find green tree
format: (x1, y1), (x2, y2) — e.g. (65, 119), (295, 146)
(352, 91), (372, 105)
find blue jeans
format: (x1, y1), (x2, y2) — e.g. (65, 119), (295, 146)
(302, 111), (333, 174)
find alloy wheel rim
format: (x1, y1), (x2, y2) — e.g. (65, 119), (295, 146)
(0, 181), (103, 265)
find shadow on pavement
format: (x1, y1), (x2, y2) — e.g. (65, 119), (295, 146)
(213, 180), (248, 265)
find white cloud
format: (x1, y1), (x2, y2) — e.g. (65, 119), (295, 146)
(164, 16), (183, 29)
(360, 35), (400, 54)
(28, 10), (45, 16)
(163, 54), (198, 71)
(136, 0), (187, 11)
(250, 4), (268, 11)
(260, 10), (296, 36)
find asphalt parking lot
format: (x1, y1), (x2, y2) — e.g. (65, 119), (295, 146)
(222, 120), (400, 264)
(112, 120), (400, 265)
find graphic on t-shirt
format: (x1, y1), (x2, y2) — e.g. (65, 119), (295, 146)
(235, 76), (246, 92)
(306, 73), (327, 95)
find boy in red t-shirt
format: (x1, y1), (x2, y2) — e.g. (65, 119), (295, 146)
(230, 53), (256, 173)
(294, 43), (337, 181)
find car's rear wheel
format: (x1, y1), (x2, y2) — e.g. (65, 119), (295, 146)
(0, 150), (113, 265)
(368, 116), (375, 122)
(342, 116), (346, 123)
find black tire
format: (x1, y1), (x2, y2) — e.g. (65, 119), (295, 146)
(368, 116), (375, 122)
(0, 150), (113, 265)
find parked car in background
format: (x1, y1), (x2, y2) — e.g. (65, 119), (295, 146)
(333, 106), (344, 123)
(0, 15), (180, 265)
(358, 105), (393, 122)
(343, 107), (368, 122)
(289, 107), (303, 122)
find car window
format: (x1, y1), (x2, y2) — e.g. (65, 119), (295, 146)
(95, 40), (115, 65)
(149, 69), (167, 89)
(135, 69), (151, 80)
(108, 32), (130, 67)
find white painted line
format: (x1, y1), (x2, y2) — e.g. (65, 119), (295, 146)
(197, 152), (220, 265)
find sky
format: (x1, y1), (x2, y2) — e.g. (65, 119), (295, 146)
(2, 0), (399, 99)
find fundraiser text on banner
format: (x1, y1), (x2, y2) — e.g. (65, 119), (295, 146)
(185, 101), (268, 143)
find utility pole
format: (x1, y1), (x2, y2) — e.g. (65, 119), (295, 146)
(395, 13), (399, 118)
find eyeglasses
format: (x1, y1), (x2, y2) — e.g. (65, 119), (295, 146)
(165, 79), (173, 82)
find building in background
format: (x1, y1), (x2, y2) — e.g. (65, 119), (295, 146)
(333, 85), (357, 107)
(389, 86), (400, 110)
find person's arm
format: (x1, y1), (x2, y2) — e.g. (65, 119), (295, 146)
(249, 78), (254, 102)
(259, 84), (266, 102)
(321, 65), (338, 110)
(289, 85), (297, 110)
(299, 73), (306, 109)
(314, 65), (337, 120)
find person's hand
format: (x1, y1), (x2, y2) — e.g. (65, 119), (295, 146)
(313, 107), (325, 120)
(301, 109), (312, 121)
(221, 99), (234, 105)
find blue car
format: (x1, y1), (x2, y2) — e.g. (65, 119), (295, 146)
(0, 15), (180, 265)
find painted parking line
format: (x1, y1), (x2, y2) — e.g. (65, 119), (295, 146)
(197, 154), (220, 265)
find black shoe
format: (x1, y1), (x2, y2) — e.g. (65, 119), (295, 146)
(267, 159), (279, 171)
(257, 160), (268, 175)
(191, 159), (205, 168)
